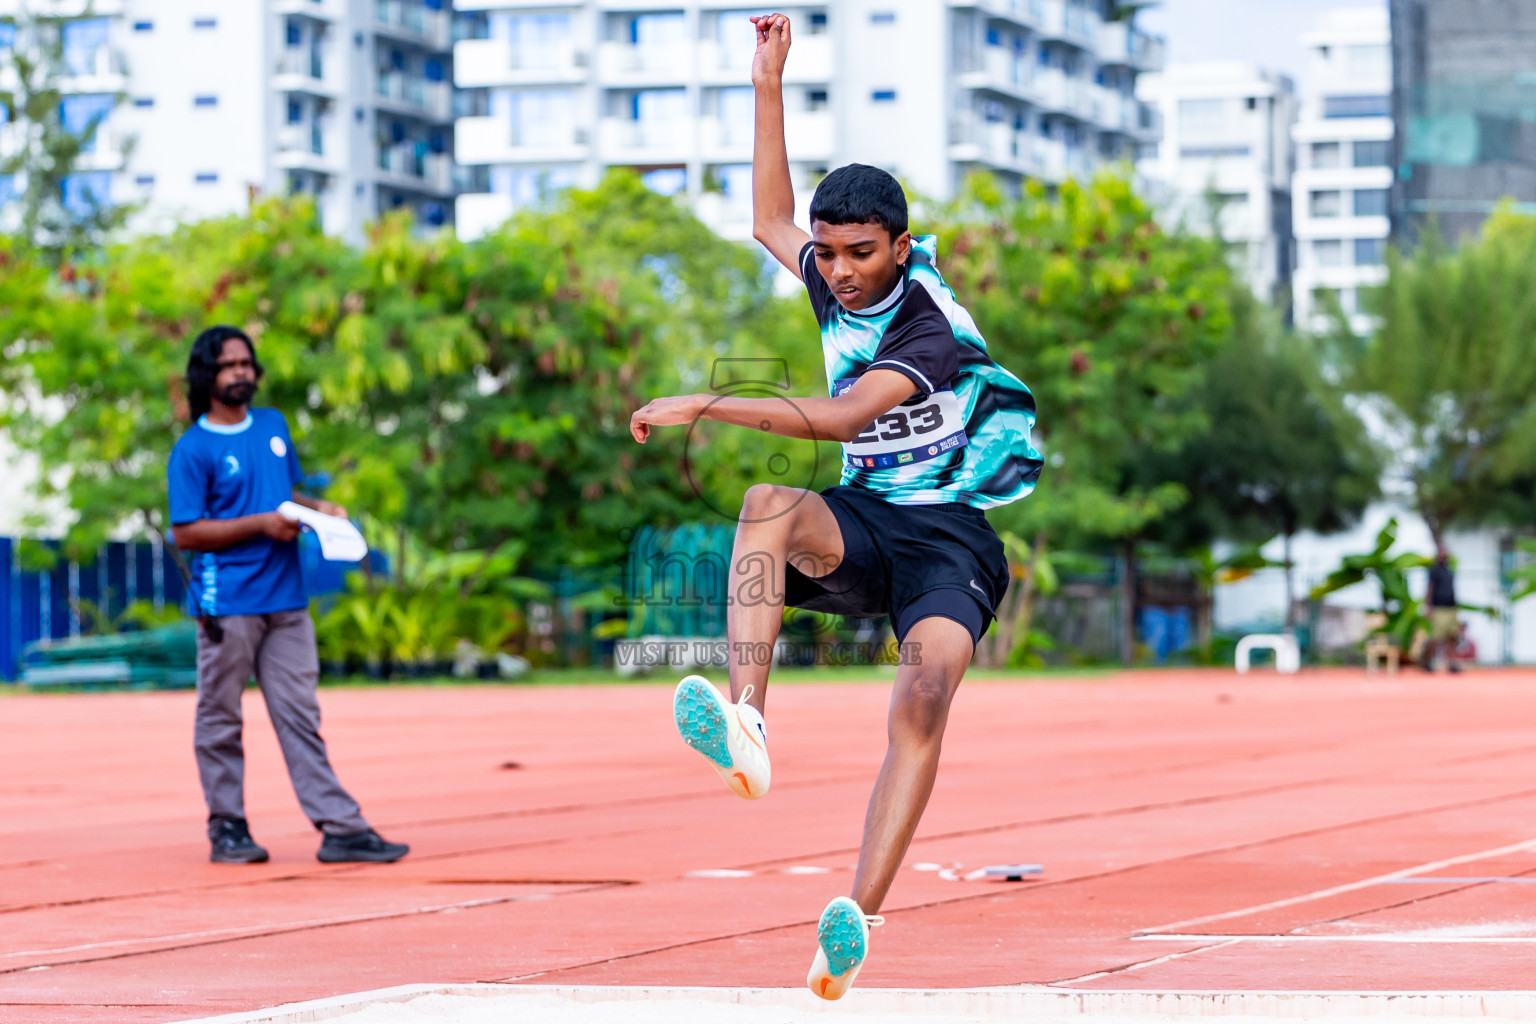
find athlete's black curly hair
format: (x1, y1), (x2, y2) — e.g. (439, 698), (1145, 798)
(186, 325), (262, 421)
(809, 163), (909, 241)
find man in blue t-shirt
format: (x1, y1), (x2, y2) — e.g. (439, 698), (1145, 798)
(168, 325), (408, 865)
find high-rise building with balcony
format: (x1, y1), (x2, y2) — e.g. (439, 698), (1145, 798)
(1290, 7), (1393, 335)
(0, 0), (459, 241)
(451, 0), (1163, 241)
(1388, 0), (1536, 246)
(1137, 62), (1297, 304)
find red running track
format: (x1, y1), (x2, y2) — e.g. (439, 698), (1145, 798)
(3, 669), (1536, 1022)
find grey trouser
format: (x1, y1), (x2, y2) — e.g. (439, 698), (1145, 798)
(194, 609), (368, 836)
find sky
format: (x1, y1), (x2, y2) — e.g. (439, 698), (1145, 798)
(1135, 0), (1386, 92)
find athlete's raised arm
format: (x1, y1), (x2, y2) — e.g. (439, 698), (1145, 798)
(750, 13), (811, 278)
(629, 369), (917, 445)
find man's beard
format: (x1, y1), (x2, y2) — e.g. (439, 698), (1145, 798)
(216, 380), (258, 406)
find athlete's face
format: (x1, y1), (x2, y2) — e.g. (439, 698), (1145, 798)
(212, 338), (260, 408)
(810, 221), (912, 312)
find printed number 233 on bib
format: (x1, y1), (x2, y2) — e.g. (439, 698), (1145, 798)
(834, 378), (968, 471)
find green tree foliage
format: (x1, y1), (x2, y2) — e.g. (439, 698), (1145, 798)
(1345, 207), (1536, 544)
(1138, 287), (1380, 625)
(0, 8), (133, 262)
(1308, 518), (1432, 650)
(0, 173), (826, 572)
(933, 173), (1233, 664)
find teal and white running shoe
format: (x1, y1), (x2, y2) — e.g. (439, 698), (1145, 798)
(807, 896), (884, 1000)
(672, 675), (770, 800)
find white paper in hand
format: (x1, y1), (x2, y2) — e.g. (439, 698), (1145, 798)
(277, 501), (368, 563)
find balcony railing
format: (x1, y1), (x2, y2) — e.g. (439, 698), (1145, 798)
(275, 49), (326, 81)
(377, 73), (452, 118)
(374, 0), (449, 47)
(957, 45), (1034, 96)
(1038, 0), (1099, 47)
(597, 41), (692, 78)
(603, 117), (690, 153)
(378, 144), (453, 191)
(1097, 20), (1164, 71)
(278, 124), (325, 156)
(508, 43), (583, 72)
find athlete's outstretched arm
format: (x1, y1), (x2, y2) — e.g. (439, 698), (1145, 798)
(629, 369), (916, 444)
(750, 13), (810, 278)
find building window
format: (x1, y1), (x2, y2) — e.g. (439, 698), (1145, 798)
(195, 172), (219, 184)
(869, 12), (896, 24)
(1313, 239), (1343, 267)
(132, 20), (153, 32)
(1310, 190), (1342, 218)
(1178, 98), (1230, 135)
(193, 17), (217, 30)
(1354, 238), (1385, 265)
(806, 88), (828, 112)
(871, 89), (897, 102)
(286, 19), (303, 47)
(809, 12), (828, 33)
(1323, 94), (1389, 119)
(986, 27), (1002, 47)
(641, 167), (686, 195)
(59, 94), (115, 152)
(1352, 139), (1390, 167)
(1179, 145), (1250, 159)
(134, 174), (154, 186)
(61, 172), (112, 214)
(133, 97), (154, 108)
(1353, 188), (1388, 217)
(288, 98), (304, 124)
(62, 18), (111, 76)
(629, 12), (684, 45)
(355, 106), (366, 123)
(1345, 45), (1389, 78)
(1310, 142), (1341, 169)
(193, 95), (218, 108)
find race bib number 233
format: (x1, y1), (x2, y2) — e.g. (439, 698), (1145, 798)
(833, 377), (968, 470)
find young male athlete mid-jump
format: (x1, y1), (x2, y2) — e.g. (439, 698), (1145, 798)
(628, 12), (1042, 1001)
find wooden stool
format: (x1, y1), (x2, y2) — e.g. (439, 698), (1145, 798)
(1364, 634), (1399, 675)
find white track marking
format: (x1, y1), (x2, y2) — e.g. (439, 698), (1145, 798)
(2, 891), (568, 963)
(1137, 836), (1536, 935)
(1135, 933), (1536, 944)
(1053, 939), (1243, 986)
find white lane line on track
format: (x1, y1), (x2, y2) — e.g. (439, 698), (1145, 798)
(1135, 933), (1536, 944)
(0, 889), (598, 963)
(1052, 938), (1244, 986)
(1135, 836), (1536, 935)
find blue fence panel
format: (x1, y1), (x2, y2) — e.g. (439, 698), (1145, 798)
(1, 533), (355, 681)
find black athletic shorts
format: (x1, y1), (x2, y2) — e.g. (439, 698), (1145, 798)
(783, 485), (1010, 646)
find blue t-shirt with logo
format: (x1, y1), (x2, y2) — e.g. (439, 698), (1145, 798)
(167, 407), (307, 617)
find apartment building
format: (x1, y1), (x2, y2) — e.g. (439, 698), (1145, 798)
(1138, 61), (1297, 304)
(1290, 7), (1392, 335)
(451, 0), (1164, 241)
(0, 0), (458, 241)
(1389, 0), (1536, 246)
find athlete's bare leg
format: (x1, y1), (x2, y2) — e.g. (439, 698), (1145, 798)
(849, 615), (974, 914)
(727, 484), (845, 714)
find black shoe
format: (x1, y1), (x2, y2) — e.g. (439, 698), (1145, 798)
(209, 818), (270, 864)
(317, 828), (409, 863)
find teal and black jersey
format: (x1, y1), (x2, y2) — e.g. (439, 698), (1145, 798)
(800, 236), (1042, 509)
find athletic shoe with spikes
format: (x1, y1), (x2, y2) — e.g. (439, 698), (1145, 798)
(672, 675), (770, 800)
(807, 896), (884, 1000)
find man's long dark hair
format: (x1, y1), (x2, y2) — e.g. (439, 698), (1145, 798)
(186, 325), (262, 421)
